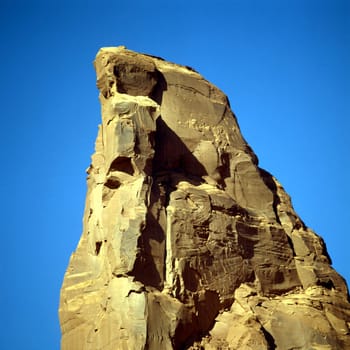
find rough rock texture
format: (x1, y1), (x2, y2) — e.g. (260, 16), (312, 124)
(59, 46), (350, 349)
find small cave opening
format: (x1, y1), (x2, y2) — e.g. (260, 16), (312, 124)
(109, 156), (134, 175)
(104, 177), (122, 189)
(317, 278), (335, 290)
(95, 241), (102, 256)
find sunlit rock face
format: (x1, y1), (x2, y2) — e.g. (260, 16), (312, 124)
(59, 47), (350, 350)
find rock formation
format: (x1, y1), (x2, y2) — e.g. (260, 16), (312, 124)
(59, 46), (350, 349)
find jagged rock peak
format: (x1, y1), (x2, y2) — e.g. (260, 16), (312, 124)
(59, 46), (350, 349)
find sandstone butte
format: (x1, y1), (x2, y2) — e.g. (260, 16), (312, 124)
(59, 46), (350, 350)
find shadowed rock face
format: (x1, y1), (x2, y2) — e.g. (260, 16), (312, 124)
(59, 47), (350, 349)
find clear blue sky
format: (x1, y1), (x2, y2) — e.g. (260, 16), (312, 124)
(0, 1), (349, 349)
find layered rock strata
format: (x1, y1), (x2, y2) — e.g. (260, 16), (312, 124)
(59, 46), (350, 349)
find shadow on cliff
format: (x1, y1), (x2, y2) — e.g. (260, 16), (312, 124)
(150, 68), (167, 105)
(132, 117), (209, 290)
(131, 183), (167, 289)
(131, 68), (209, 290)
(131, 72), (221, 348)
(153, 117), (208, 181)
(150, 68), (208, 182)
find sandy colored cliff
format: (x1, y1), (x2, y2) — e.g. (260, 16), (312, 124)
(59, 47), (350, 349)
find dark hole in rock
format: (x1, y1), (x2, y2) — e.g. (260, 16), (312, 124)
(109, 156), (134, 175)
(105, 177), (122, 189)
(95, 241), (102, 255)
(318, 278), (335, 290)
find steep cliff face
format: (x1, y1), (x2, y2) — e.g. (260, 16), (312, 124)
(59, 47), (350, 349)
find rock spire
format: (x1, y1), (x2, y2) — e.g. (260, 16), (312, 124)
(59, 47), (350, 349)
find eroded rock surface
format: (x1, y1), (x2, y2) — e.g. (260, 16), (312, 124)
(59, 46), (350, 349)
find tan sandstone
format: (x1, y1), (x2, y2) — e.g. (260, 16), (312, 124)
(59, 46), (350, 349)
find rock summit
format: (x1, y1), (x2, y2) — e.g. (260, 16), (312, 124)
(59, 47), (350, 349)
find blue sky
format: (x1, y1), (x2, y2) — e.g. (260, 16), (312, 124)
(0, 1), (349, 349)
